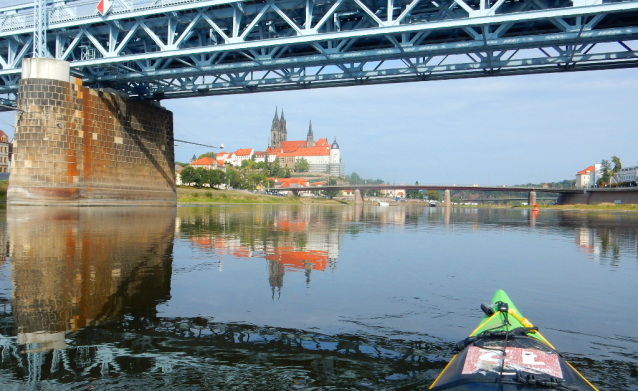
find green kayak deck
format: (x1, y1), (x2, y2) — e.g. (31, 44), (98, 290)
(429, 290), (599, 391)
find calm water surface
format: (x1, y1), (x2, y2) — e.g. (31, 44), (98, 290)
(0, 205), (636, 390)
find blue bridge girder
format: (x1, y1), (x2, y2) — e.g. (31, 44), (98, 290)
(1, 0), (638, 108)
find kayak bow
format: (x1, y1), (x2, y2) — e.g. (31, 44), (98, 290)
(429, 290), (598, 391)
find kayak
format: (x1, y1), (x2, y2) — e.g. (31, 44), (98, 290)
(429, 290), (598, 390)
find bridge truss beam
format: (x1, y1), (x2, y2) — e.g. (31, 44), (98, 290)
(1, 0), (638, 107)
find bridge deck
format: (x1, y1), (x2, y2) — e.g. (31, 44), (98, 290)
(2, 0), (638, 106)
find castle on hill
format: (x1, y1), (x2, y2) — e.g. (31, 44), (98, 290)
(262, 108), (341, 176)
(191, 108), (341, 176)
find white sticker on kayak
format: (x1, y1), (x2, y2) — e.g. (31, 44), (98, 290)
(462, 346), (563, 379)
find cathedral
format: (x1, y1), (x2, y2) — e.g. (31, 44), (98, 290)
(264, 108), (341, 176)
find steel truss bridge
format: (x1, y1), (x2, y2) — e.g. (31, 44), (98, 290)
(2, 0), (638, 108)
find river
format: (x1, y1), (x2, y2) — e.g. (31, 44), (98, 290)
(0, 205), (635, 390)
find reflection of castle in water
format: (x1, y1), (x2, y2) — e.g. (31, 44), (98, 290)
(180, 205), (445, 298)
(8, 207), (176, 352)
(182, 206), (341, 298)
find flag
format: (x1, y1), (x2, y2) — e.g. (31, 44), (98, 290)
(96, 0), (112, 16)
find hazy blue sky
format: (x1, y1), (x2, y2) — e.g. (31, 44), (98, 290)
(1, 68), (636, 185)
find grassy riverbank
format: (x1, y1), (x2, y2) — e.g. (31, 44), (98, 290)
(177, 187), (348, 205)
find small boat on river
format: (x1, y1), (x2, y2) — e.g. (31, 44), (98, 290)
(429, 290), (598, 391)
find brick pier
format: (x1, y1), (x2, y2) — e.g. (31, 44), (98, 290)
(8, 58), (176, 205)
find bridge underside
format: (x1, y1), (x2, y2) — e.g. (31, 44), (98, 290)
(2, 0), (638, 107)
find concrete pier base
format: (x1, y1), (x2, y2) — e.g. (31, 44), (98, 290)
(528, 191), (537, 206)
(8, 58), (176, 206)
(354, 189), (364, 205)
(557, 188), (638, 205)
(443, 189), (451, 207)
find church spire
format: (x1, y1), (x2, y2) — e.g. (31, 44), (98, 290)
(280, 108), (287, 135)
(306, 120), (314, 147)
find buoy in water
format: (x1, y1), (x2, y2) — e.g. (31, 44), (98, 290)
(532, 203), (539, 212)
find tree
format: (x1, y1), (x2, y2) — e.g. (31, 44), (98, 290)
(226, 168), (243, 189)
(194, 167), (207, 186)
(180, 166), (199, 186)
(295, 158), (310, 172)
(407, 181), (424, 199)
(322, 176), (340, 198)
(198, 152), (217, 159)
(209, 169), (225, 189)
(597, 159), (613, 186)
(425, 190), (442, 201)
(612, 156), (622, 174)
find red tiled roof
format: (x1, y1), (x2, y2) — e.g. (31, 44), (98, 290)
(292, 146), (330, 156)
(267, 177), (309, 187)
(577, 166), (595, 175)
(314, 138), (329, 147)
(280, 140), (307, 152)
(234, 148), (253, 156)
(191, 157), (217, 166)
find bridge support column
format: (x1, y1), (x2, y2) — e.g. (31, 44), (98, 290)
(443, 189), (451, 207)
(354, 189), (364, 205)
(528, 191), (537, 206)
(9, 58), (176, 206)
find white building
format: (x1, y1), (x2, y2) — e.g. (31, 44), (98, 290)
(575, 166), (595, 188)
(615, 165), (638, 183)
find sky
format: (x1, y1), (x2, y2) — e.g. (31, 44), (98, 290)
(1, 68), (637, 185)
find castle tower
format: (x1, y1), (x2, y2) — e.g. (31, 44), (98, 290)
(306, 120), (314, 147)
(329, 137), (341, 176)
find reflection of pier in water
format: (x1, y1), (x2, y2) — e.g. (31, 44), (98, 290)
(0, 207), (175, 384)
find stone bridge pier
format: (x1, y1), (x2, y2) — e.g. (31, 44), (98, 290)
(528, 191), (537, 206)
(8, 58), (176, 206)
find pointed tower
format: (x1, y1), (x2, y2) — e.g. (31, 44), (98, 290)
(306, 120), (314, 147)
(270, 107), (281, 148)
(280, 108), (287, 140)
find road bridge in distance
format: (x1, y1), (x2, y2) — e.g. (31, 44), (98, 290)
(299, 185), (638, 205)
